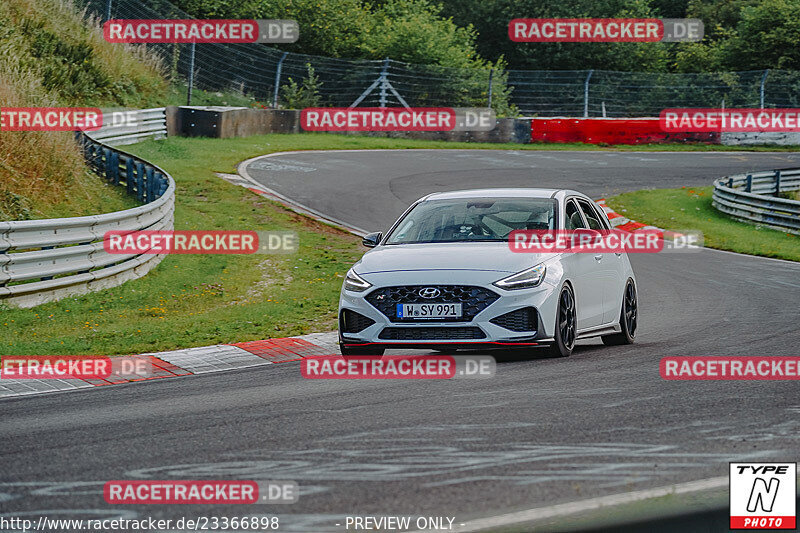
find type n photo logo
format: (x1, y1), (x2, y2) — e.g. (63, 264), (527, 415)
(730, 463), (796, 529)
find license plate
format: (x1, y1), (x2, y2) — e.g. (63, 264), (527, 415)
(396, 303), (462, 319)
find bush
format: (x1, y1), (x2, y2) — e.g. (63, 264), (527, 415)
(280, 64), (323, 108)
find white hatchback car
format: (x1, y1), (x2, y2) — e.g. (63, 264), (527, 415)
(338, 188), (638, 357)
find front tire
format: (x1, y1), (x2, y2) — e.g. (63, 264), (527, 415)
(602, 280), (637, 346)
(339, 344), (385, 356)
(547, 284), (576, 357)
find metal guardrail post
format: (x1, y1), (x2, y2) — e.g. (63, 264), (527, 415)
(187, 42), (196, 106)
(126, 157), (135, 195)
(760, 69), (769, 109)
(136, 161), (145, 202)
(583, 70), (594, 118)
(103, 148), (113, 182)
(379, 58), (390, 108)
(272, 51), (289, 108)
(775, 170), (781, 195)
(145, 167), (155, 203)
(745, 174), (752, 193)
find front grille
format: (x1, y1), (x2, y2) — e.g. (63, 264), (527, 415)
(340, 309), (375, 333)
(490, 307), (538, 332)
(366, 285), (499, 322)
(378, 327), (486, 341)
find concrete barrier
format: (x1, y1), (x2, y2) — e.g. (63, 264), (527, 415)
(721, 131), (800, 146)
(165, 107), (531, 143)
(529, 117), (719, 144)
(163, 108), (800, 146)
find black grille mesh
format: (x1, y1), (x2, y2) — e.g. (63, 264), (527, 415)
(490, 307), (538, 332)
(366, 285), (499, 322)
(340, 309), (375, 333)
(378, 327), (486, 341)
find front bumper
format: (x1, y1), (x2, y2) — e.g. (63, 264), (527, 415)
(338, 270), (559, 350)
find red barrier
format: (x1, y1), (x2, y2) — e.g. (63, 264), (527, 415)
(530, 117), (719, 144)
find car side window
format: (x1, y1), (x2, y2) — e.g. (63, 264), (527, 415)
(577, 200), (603, 230)
(565, 200), (586, 229)
(590, 202), (612, 230)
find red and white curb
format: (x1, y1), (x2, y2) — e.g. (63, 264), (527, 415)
(0, 332), (340, 400)
(597, 198), (687, 240)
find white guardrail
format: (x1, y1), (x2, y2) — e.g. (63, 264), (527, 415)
(712, 169), (800, 235)
(0, 108), (174, 308)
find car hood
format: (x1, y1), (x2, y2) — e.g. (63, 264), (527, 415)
(354, 242), (551, 274)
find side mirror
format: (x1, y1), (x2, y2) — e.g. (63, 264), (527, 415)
(362, 232), (382, 248)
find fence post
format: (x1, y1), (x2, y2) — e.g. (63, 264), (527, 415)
(272, 51), (289, 108)
(145, 167), (155, 203)
(583, 70), (594, 118)
(136, 161), (145, 202)
(379, 58), (390, 108)
(186, 42), (196, 106)
(775, 170), (781, 195)
(105, 0), (112, 21)
(487, 68), (494, 109)
(745, 174), (752, 193)
(760, 69), (769, 109)
(126, 157), (135, 195)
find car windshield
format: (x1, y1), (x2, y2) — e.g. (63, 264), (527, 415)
(385, 197), (557, 244)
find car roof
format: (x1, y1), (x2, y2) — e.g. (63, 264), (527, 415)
(421, 188), (585, 201)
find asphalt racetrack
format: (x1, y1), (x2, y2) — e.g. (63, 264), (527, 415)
(2, 150), (800, 531)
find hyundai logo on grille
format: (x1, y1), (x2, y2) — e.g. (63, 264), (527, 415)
(418, 287), (441, 299)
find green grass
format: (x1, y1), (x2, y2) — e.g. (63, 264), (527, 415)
(5, 133), (800, 356)
(0, 136), (370, 356)
(605, 186), (800, 262)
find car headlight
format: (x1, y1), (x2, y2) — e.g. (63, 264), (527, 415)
(493, 263), (546, 290)
(344, 269), (372, 292)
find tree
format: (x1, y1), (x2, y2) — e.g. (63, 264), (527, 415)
(718, 0), (800, 70)
(436, 0), (669, 71)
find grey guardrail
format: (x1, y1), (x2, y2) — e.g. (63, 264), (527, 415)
(712, 169), (800, 234)
(0, 111), (175, 308)
(91, 107), (167, 146)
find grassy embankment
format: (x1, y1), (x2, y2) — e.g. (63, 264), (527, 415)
(0, 0), (166, 220)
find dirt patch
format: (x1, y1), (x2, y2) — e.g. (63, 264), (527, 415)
(227, 258), (294, 306)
